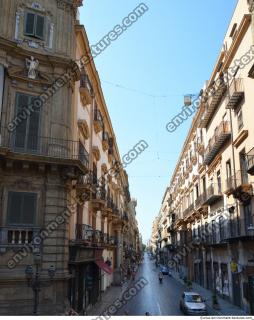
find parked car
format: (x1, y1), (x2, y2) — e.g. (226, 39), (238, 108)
(160, 265), (171, 275)
(179, 292), (207, 315)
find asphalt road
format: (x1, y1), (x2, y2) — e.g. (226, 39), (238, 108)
(117, 254), (186, 316)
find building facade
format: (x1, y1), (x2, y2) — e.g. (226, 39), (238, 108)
(151, 0), (254, 314)
(0, 0), (139, 315)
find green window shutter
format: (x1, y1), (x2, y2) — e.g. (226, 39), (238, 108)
(27, 98), (40, 151)
(22, 193), (37, 225)
(25, 13), (35, 36)
(35, 15), (45, 39)
(7, 192), (37, 225)
(14, 93), (29, 149)
(7, 192), (23, 225)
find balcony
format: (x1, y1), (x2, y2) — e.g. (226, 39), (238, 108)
(195, 193), (207, 209)
(102, 131), (110, 151)
(91, 185), (106, 209)
(80, 73), (93, 106)
(106, 197), (114, 212)
(204, 218), (254, 246)
(75, 224), (114, 246)
(191, 154), (198, 166)
(0, 127), (89, 172)
(203, 184), (223, 205)
(204, 121), (231, 165)
(247, 148), (254, 175)
(225, 78), (244, 110)
(183, 203), (194, 217)
(0, 226), (40, 247)
(225, 170), (252, 202)
(196, 137), (205, 155)
(199, 77), (227, 128)
(94, 108), (103, 134)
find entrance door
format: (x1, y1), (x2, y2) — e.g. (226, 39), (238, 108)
(232, 273), (241, 307)
(249, 276), (254, 314)
(206, 262), (212, 290)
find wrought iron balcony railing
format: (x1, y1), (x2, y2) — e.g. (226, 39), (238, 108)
(225, 170), (251, 194)
(80, 73), (93, 105)
(204, 121), (231, 165)
(203, 184), (223, 205)
(199, 77), (227, 128)
(0, 127), (89, 169)
(225, 78), (244, 110)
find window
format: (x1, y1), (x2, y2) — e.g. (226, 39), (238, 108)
(14, 93), (41, 151)
(217, 171), (222, 193)
(226, 160), (232, 180)
(25, 12), (45, 39)
(7, 192), (37, 225)
(195, 184), (199, 198)
(237, 109), (243, 131)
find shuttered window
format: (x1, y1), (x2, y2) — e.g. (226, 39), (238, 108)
(24, 12), (45, 39)
(14, 93), (41, 152)
(7, 192), (37, 225)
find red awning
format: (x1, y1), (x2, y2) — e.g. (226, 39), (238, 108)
(95, 260), (113, 274)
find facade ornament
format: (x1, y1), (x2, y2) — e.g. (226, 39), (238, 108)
(26, 56), (39, 79)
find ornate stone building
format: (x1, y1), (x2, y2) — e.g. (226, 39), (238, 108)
(0, 0), (140, 315)
(151, 0), (254, 314)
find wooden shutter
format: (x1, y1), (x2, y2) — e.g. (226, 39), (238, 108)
(7, 192), (23, 224)
(22, 193), (37, 224)
(14, 93), (29, 149)
(25, 13), (35, 36)
(35, 15), (45, 39)
(27, 98), (40, 151)
(7, 192), (36, 225)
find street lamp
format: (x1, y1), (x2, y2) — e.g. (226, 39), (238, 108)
(25, 254), (56, 315)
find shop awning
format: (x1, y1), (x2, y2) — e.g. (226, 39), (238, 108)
(95, 260), (113, 274)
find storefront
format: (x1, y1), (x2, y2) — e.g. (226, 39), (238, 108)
(68, 246), (105, 314)
(221, 263), (229, 299)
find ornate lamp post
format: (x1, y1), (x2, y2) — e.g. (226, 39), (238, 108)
(25, 253), (56, 315)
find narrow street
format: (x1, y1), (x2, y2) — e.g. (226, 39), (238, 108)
(117, 254), (185, 316)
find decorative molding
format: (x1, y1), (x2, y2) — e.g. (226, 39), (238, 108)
(233, 130), (248, 148)
(26, 56), (39, 79)
(78, 119), (89, 140)
(14, 11), (21, 41)
(92, 146), (101, 162)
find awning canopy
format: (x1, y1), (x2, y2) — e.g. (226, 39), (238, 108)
(95, 260), (113, 274)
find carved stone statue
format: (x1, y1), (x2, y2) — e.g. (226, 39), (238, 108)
(26, 56), (39, 79)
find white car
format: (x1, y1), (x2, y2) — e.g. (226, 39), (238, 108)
(180, 292), (207, 315)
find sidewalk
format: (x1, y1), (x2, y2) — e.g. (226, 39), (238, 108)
(171, 270), (248, 316)
(86, 285), (122, 316)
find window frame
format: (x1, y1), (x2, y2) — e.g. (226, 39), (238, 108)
(237, 108), (244, 131)
(24, 11), (45, 40)
(14, 92), (41, 152)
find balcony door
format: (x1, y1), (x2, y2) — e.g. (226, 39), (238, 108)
(240, 151), (248, 184)
(14, 93), (40, 152)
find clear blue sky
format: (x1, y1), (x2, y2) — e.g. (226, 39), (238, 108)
(80, 0), (237, 243)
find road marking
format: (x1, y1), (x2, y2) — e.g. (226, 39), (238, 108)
(157, 302), (162, 315)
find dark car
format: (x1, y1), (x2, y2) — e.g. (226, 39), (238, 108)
(160, 266), (171, 275)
